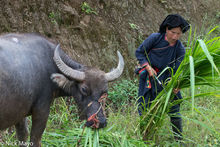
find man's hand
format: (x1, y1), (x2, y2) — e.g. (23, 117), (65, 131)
(145, 64), (157, 77)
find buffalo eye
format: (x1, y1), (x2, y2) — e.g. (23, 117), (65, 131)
(80, 85), (89, 96)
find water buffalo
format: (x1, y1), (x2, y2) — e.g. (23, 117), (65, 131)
(0, 33), (124, 146)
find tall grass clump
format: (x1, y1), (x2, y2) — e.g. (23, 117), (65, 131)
(139, 26), (220, 140)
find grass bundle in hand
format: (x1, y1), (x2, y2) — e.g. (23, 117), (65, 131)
(139, 26), (220, 140)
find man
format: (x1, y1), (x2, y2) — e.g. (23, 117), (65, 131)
(135, 14), (190, 141)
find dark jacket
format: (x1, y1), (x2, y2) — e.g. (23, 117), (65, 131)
(135, 33), (185, 103)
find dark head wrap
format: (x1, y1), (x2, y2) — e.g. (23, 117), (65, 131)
(159, 14), (190, 34)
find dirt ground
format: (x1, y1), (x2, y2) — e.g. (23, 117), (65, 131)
(0, 0), (219, 78)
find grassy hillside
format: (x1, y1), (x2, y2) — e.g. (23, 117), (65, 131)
(0, 25), (219, 146)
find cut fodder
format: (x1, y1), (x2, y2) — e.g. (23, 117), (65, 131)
(42, 127), (149, 147)
(139, 26), (220, 140)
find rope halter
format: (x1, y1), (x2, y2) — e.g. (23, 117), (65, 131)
(87, 93), (108, 128)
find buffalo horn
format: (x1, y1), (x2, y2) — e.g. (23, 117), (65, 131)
(105, 51), (124, 82)
(53, 44), (85, 81)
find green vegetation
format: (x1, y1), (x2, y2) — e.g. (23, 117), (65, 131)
(108, 79), (138, 108)
(81, 2), (97, 15)
(129, 23), (139, 30)
(0, 27), (219, 146)
(48, 11), (61, 25)
(0, 85), (219, 146)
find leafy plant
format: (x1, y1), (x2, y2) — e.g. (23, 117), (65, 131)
(108, 79), (138, 108)
(81, 2), (97, 15)
(216, 11), (220, 18)
(129, 23), (139, 30)
(49, 12), (61, 24)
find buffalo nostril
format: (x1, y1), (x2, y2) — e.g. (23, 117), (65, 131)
(85, 121), (94, 127)
(99, 121), (107, 128)
(98, 118), (107, 128)
(85, 118), (107, 128)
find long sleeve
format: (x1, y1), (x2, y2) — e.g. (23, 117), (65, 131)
(135, 33), (160, 66)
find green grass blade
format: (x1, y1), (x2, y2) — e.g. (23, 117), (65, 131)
(157, 66), (172, 79)
(207, 26), (219, 36)
(198, 39), (220, 75)
(183, 90), (220, 100)
(161, 88), (172, 116)
(84, 128), (90, 147)
(93, 129), (99, 147)
(187, 25), (192, 48)
(89, 128), (92, 147)
(189, 56), (195, 114)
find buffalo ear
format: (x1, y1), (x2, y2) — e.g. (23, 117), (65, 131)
(51, 73), (69, 89)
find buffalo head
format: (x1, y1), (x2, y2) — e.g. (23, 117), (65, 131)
(51, 45), (124, 128)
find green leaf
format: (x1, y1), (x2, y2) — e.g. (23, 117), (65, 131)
(189, 56), (195, 114)
(198, 39), (220, 75)
(93, 129), (99, 147)
(84, 128), (90, 147)
(161, 88), (172, 116)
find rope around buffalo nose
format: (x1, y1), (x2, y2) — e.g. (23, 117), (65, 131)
(87, 93), (108, 128)
(76, 93), (108, 146)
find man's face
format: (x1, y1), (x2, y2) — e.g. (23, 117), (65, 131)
(166, 27), (182, 44)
